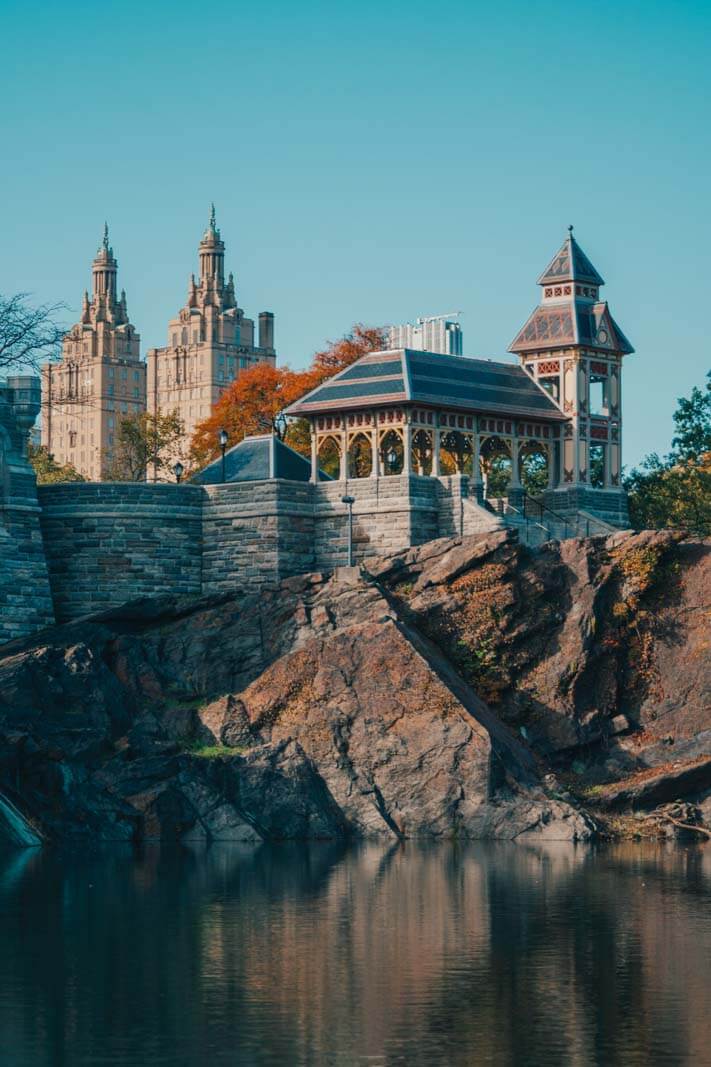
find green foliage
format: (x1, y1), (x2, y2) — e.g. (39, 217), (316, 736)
(624, 372), (711, 535)
(27, 444), (85, 485)
(486, 454), (512, 497)
(672, 372), (711, 459)
(520, 450), (548, 494)
(104, 409), (186, 482)
(185, 742), (243, 758)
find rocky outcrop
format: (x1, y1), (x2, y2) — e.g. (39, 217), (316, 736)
(0, 528), (708, 844)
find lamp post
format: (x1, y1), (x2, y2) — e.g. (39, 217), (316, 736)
(341, 494), (355, 567)
(387, 446), (398, 474)
(219, 428), (228, 483)
(173, 461), (184, 484)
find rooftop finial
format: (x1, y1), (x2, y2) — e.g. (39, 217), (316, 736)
(568, 224), (574, 235)
(103, 221), (109, 250)
(209, 203), (216, 230)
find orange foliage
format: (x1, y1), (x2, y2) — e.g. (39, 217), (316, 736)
(190, 323), (387, 468)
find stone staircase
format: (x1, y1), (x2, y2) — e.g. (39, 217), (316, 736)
(487, 497), (620, 546)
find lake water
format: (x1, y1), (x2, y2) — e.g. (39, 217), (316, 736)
(0, 841), (710, 1066)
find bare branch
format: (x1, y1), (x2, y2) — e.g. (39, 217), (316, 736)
(0, 292), (67, 373)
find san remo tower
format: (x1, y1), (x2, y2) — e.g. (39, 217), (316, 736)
(41, 226), (145, 480)
(147, 206), (276, 464)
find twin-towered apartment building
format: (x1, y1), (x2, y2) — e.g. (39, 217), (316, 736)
(41, 209), (276, 479)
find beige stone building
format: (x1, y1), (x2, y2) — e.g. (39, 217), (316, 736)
(146, 207), (276, 471)
(41, 227), (145, 480)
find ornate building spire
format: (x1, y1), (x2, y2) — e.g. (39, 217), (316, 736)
(198, 204), (225, 294)
(92, 222), (118, 308)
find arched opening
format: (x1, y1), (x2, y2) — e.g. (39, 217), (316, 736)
(480, 436), (512, 499)
(317, 435), (341, 480)
(379, 430), (404, 476)
(412, 429), (433, 475)
(347, 432), (373, 479)
(519, 441), (550, 495)
(589, 443), (606, 488)
(440, 430), (473, 475)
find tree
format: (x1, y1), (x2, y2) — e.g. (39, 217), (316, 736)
(0, 293), (65, 372)
(189, 364), (312, 470)
(311, 324), (387, 378)
(671, 372), (711, 460)
(104, 410), (185, 482)
(189, 324), (387, 470)
(624, 373), (711, 535)
(27, 444), (85, 485)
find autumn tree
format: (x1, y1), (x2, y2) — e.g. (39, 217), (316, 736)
(310, 324), (387, 378)
(190, 324), (387, 469)
(27, 444), (85, 485)
(190, 364), (311, 469)
(104, 410), (186, 482)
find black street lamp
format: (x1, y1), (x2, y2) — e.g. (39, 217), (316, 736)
(341, 494), (355, 567)
(173, 461), (184, 484)
(386, 446), (398, 473)
(219, 428), (229, 483)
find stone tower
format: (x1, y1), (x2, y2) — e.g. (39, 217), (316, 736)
(41, 226), (146, 480)
(509, 227), (634, 525)
(146, 206), (277, 474)
(145, 206), (275, 471)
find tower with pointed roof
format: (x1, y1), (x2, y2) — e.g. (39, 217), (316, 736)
(41, 226), (145, 480)
(509, 227), (633, 524)
(146, 206), (276, 473)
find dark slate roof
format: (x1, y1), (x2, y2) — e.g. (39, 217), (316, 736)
(509, 301), (634, 355)
(192, 434), (329, 484)
(285, 349), (566, 421)
(538, 233), (605, 287)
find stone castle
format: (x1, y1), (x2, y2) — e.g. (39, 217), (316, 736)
(2, 228), (633, 643)
(41, 208), (276, 479)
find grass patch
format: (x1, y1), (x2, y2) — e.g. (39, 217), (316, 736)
(184, 742), (245, 759)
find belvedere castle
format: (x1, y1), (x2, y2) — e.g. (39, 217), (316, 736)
(2, 228), (633, 642)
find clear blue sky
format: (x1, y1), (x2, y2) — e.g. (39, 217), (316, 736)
(1, 0), (709, 467)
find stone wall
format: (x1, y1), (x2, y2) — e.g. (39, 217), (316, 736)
(38, 483), (203, 622)
(202, 480), (314, 594)
(0, 392), (54, 642)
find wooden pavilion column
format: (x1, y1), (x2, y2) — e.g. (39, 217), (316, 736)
(371, 410), (380, 478)
(310, 419), (318, 483)
(402, 417), (412, 476)
(432, 414), (441, 476)
(339, 415), (348, 481)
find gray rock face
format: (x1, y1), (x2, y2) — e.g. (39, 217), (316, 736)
(0, 529), (707, 844)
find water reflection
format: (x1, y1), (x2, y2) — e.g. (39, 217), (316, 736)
(0, 841), (710, 1066)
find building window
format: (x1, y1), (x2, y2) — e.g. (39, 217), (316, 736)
(108, 417), (114, 428)
(108, 385), (114, 396)
(69, 431), (77, 447)
(133, 370), (139, 381)
(108, 367), (114, 378)
(121, 368), (128, 380)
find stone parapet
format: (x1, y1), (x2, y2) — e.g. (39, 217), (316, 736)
(38, 483), (203, 622)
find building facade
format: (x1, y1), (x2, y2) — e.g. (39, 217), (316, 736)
(388, 314), (463, 356)
(287, 230), (633, 528)
(41, 226), (145, 480)
(146, 207), (276, 470)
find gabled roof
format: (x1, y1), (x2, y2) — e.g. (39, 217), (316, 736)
(537, 231), (605, 287)
(509, 301), (634, 355)
(191, 434), (330, 484)
(285, 349), (566, 421)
